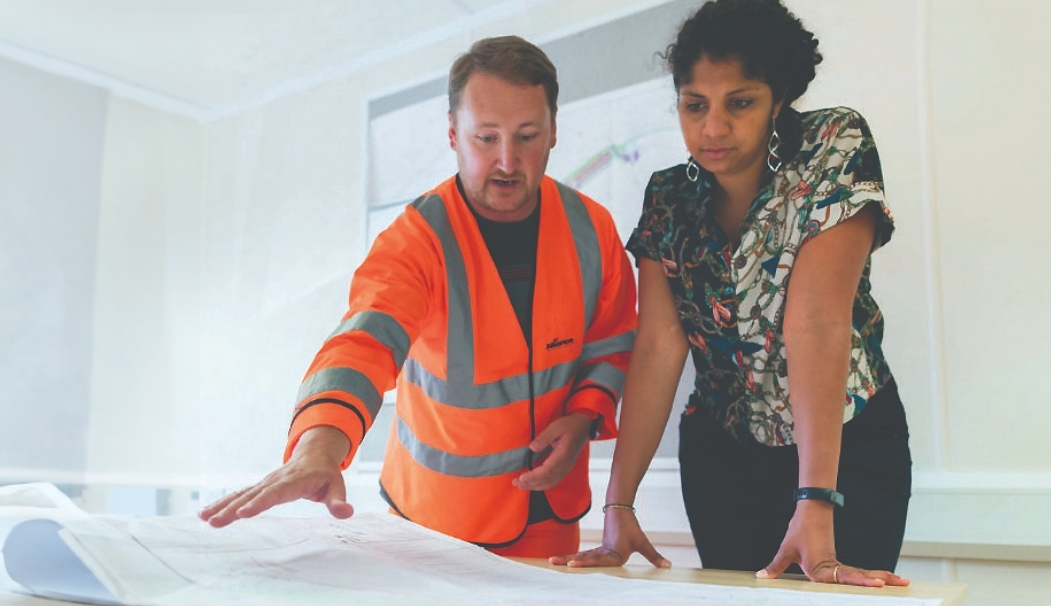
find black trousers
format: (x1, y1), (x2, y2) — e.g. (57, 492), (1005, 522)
(679, 379), (912, 573)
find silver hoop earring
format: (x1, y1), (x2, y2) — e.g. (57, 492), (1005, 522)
(686, 157), (700, 182)
(767, 118), (783, 173)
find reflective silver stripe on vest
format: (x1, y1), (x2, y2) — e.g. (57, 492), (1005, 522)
(327, 311), (411, 370)
(406, 185), (603, 411)
(557, 182), (602, 331)
(402, 356), (578, 409)
(574, 361), (626, 394)
(410, 193), (476, 386)
(580, 330), (636, 362)
(396, 416), (531, 477)
(409, 193), (571, 410)
(297, 366), (383, 418)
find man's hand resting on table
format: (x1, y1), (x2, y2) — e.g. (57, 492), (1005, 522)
(198, 426), (353, 528)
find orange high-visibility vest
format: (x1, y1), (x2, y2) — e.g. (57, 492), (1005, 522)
(285, 175), (637, 546)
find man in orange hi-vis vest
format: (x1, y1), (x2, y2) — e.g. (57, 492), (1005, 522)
(200, 36), (638, 559)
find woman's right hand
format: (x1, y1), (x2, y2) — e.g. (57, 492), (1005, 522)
(548, 508), (672, 568)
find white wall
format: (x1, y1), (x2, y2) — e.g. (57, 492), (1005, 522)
(85, 97), (206, 484)
(930, 0), (1051, 471)
(197, 79), (368, 483)
(1, 0), (1049, 603)
(0, 56), (107, 477)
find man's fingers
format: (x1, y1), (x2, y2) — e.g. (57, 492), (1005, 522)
(530, 444), (554, 463)
(234, 484), (288, 519)
(323, 479), (354, 519)
(519, 415), (590, 488)
(528, 429), (557, 453)
(326, 500), (355, 519)
(529, 415), (578, 452)
(514, 445), (573, 491)
(204, 474), (310, 527)
(204, 485), (267, 528)
(198, 491), (241, 520)
(513, 466), (556, 491)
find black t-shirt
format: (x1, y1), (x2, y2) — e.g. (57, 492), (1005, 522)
(457, 177), (539, 345)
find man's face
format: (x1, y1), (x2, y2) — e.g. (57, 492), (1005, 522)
(449, 71), (556, 222)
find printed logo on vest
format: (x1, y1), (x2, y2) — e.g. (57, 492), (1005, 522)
(545, 337), (575, 350)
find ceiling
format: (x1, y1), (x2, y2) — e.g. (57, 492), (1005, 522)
(0, 0), (545, 119)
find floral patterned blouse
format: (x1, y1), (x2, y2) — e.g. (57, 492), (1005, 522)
(627, 106), (895, 447)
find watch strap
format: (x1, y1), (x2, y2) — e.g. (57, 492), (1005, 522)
(794, 487), (845, 508)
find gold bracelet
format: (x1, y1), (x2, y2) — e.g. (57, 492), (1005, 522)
(601, 503), (636, 514)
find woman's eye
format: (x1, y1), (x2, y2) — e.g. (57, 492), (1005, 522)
(730, 98), (753, 109)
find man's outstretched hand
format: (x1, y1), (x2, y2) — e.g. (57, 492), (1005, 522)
(199, 426), (354, 528)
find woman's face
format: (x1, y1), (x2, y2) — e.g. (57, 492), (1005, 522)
(678, 55), (782, 185)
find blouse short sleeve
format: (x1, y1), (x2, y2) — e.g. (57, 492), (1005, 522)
(795, 107), (895, 252)
(626, 167), (685, 266)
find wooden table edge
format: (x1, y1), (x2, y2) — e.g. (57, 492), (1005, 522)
(512, 558), (968, 605)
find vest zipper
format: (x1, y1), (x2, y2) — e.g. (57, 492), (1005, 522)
(526, 342), (537, 469)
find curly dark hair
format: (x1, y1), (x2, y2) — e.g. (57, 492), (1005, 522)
(666, 0), (822, 109)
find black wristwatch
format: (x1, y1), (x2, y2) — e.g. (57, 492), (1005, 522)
(795, 487), (845, 508)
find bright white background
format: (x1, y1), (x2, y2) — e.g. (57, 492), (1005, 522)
(1, 2), (1050, 604)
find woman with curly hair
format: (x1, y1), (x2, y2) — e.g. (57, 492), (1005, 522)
(552, 0), (912, 587)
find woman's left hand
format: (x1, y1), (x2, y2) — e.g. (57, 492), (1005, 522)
(756, 500), (909, 587)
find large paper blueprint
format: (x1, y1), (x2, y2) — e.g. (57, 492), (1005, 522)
(2, 484), (941, 606)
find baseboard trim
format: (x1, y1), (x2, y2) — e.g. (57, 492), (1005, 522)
(900, 541), (1051, 563)
(580, 529), (1051, 564)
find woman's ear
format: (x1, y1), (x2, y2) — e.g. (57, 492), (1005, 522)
(773, 97), (785, 121)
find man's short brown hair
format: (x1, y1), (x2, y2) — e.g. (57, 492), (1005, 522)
(448, 36), (559, 118)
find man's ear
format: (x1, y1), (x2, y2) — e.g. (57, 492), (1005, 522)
(448, 112), (457, 151)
